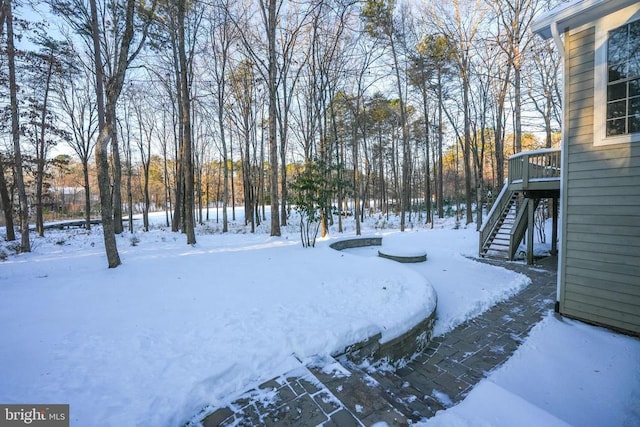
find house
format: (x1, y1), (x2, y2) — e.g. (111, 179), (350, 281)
(532, 0), (640, 336)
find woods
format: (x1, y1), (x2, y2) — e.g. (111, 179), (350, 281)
(0, 0), (562, 265)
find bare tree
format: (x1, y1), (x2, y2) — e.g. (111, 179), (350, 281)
(488, 43), (511, 188)
(0, 0), (15, 241)
(49, 0), (156, 264)
(527, 38), (561, 148)
(0, 0), (5, 36)
(426, 0), (486, 225)
(0, 153), (15, 241)
(3, 0), (30, 251)
(117, 99), (135, 233)
(363, 0), (412, 231)
(94, 0), (155, 265)
(275, 3), (314, 228)
(228, 58), (260, 232)
(469, 43), (495, 229)
(264, 0), (280, 236)
(231, 0), (280, 236)
(130, 86), (155, 231)
(176, 0), (196, 244)
(208, 0), (236, 233)
(58, 61), (98, 230)
(24, 32), (71, 237)
(490, 0), (542, 153)
(414, 33), (456, 221)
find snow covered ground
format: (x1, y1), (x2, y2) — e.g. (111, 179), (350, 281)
(422, 314), (640, 427)
(1, 209), (638, 426)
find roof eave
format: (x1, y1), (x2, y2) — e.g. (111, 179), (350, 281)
(532, 0), (638, 39)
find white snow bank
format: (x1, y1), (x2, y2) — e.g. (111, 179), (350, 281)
(345, 227), (531, 337)
(423, 314), (640, 426)
(378, 245), (427, 258)
(0, 225), (434, 427)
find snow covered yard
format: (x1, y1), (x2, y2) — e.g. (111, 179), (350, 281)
(422, 314), (640, 427)
(0, 211), (638, 426)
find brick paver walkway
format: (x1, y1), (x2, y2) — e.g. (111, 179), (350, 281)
(194, 257), (557, 427)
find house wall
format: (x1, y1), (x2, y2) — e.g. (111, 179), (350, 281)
(560, 26), (640, 335)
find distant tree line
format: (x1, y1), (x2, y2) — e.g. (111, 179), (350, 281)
(0, 0), (561, 266)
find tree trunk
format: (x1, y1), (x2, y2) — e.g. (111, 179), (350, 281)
(142, 137), (150, 232)
(0, 154), (16, 241)
(218, 102), (229, 233)
(6, 0), (30, 252)
(421, 82), (432, 225)
(162, 112), (171, 228)
(111, 128), (123, 234)
(514, 49), (522, 153)
(230, 141), (236, 221)
(462, 60), (473, 225)
(35, 156), (45, 237)
(353, 115), (361, 236)
(36, 55), (54, 237)
(437, 71), (444, 219)
(171, 28), (183, 233)
(389, 38), (409, 232)
(82, 161), (91, 230)
(243, 117), (254, 232)
(96, 128), (120, 266)
(126, 138), (133, 233)
(90, 0), (120, 267)
(178, 0), (196, 244)
(267, 0), (280, 236)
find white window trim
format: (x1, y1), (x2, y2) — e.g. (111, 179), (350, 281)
(593, 3), (640, 146)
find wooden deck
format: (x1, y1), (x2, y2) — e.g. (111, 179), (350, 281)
(507, 148), (561, 193)
(480, 148), (560, 263)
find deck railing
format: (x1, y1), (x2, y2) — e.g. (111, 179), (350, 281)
(508, 148), (561, 188)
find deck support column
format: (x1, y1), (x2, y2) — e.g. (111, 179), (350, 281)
(551, 197), (558, 256)
(527, 197), (536, 265)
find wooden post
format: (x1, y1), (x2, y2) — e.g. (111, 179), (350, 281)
(527, 197), (535, 265)
(551, 197), (558, 256)
(522, 153), (529, 188)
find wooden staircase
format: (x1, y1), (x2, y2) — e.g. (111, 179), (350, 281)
(480, 189), (521, 259)
(479, 148), (561, 262)
(481, 192), (518, 258)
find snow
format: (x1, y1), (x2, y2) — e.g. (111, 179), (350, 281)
(377, 244), (427, 258)
(1, 210), (638, 427)
(422, 314), (640, 427)
(344, 228), (530, 337)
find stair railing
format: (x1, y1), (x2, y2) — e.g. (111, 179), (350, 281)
(509, 198), (530, 260)
(479, 180), (510, 255)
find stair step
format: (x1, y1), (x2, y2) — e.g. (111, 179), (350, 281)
(488, 248), (510, 253)
(483, 254), (510, 260)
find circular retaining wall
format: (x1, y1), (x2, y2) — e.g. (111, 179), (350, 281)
(329, 237), (382, 251)
(329, 236), (436, 366)
(378, 247), (427, 263)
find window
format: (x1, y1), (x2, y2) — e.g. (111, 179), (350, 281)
(593, 4), (640, 146)
(606, 20), (640, 136)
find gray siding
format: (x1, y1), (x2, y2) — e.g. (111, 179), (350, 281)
(560, 27), (640, 335)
